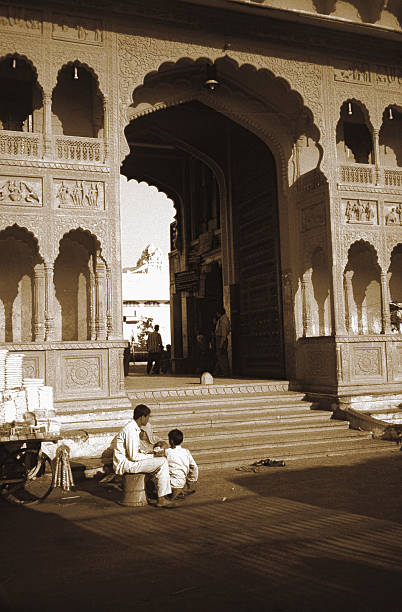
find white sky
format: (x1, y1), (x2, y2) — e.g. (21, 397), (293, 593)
(120, 176), (175, 268)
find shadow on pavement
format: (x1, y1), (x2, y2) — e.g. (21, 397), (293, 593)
(231, 452), (402, 523)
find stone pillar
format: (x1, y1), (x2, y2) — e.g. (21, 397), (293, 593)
(380, 271), (391, 334)
(373, 129), (381, 186)
(294, 137), (303, 180)
(33, 264), (45, 341)
(43, 93), (52, 159)
(344, 270), (355, 334)
(301, 270), (313, 337)
(103, 95), (109, 163)
(44, 261), (55, 341)
(95, 254), (107, 340)
(106, 264), (113, 339)
(89, 257), (96, 340)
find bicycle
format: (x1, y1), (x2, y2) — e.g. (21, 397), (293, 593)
(0, 441), (53, 505)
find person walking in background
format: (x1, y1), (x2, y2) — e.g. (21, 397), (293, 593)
(214, 308), (231, 377)
(123, 341), (131, 377)
(146, 324), (163, 374)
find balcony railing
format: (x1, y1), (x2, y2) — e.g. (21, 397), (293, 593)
(384, 168), (402, 188)
(54, 135), (103, 163)
(339, 164), (374, 186)
(0, 131), (42, 159)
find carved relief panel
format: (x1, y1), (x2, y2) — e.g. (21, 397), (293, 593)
(384, 202), (402, 226)
(0, 176), (42, 207)
(343, 198), (378, 225)
(350, 344), (386, 383)
(56, 350), (108, 400)
(334, 59), (402, 92)
(52, 13), (103, 45)
(54, 179), (105, 210)
(0, 4), (43, 35)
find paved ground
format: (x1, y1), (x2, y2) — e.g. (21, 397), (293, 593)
(124, 362), (279, 389)
(1, 450), (401, 612)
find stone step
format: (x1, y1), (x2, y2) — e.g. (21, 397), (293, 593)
(57, 398), (316, 418)
(127, 380), (291, 400)
(59, 404), (326, 430)
(179, 424), (360, 451)
(193, 438), (397, 469)
(61, 416), (346, 446)
(58, 392), (310, 414)
(70, 438), (398, 479)
(59, 418), (365, 460)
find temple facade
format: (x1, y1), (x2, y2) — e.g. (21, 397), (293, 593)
(0, 0), (401, 413)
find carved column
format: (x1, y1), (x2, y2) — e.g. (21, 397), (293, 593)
(44, 262), (55, 341)
(89, 256), (96, 340)
(106, 264), (113, 339)
(344, 270), (355, 334)
(301, 270), (313, 337)
(95, 254), (107, 340)
(373, 129), (381, 186)
(380, 271), (391, 334)
(43, 93), (52, 159)
(294, 137), (303, 180)
(33, 264), (45, 342)
(103, 95), (109, 163)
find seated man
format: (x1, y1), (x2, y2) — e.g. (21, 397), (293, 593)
(113, 404), (174, 508)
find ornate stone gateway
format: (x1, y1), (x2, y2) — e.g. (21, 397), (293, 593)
(0, 1), (400, 416)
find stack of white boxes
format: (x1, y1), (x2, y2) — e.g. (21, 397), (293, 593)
(0, 350), (60, 436)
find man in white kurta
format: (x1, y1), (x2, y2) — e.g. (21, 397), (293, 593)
(113, 404), (172, 506)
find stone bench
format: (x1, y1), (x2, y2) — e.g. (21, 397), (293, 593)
(120, 473), (147, 507)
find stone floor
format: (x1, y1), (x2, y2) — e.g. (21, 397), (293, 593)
(124, 362), (279, 389)
(1, 450), (401, 612)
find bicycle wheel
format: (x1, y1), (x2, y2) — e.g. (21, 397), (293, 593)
(5, 448), (53, 505)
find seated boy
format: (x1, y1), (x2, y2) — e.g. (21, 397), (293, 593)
(165, 428), (198, 500)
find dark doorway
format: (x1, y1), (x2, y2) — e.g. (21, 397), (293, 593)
(231, 131), (284, 378)
(122, 100), (285, 379)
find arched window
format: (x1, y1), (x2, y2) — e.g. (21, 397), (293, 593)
(52, 64), (103, 138)
(344, 242), (381, 334)
(54, 230), (99, 341)
(311, 247), (331, 336)
(336, 101), (373, 164)
(379, 106), (402, 167)
(389, 244), (402, 333)
(0, 226), (42, 342)
(0, 56), (42, 132)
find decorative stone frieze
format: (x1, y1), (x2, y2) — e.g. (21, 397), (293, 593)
(343, 199), (378, 224)
(0, 177), (42, 207)
(384, 202), (402, 226)
(352, 346), (383, 378)
(0, 4), (43, 35)
(51, 13), (103, 45)
(54, 179), (105, 210)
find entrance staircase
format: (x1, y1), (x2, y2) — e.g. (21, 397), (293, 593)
(58, 379), (397, 472)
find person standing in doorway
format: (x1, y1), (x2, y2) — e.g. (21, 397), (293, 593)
(146, 324), (163, 375)
(214, 308), (231, 377)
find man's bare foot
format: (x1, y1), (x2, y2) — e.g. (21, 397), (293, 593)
(156, 496), (178, 508)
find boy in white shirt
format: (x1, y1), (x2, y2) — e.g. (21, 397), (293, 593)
(165, 428), (198, 500)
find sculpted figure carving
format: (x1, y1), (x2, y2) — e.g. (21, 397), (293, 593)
(386, 207), (399, 225)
